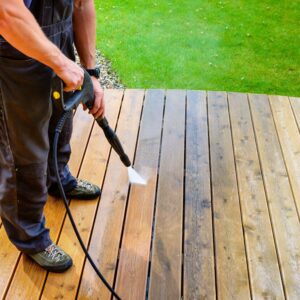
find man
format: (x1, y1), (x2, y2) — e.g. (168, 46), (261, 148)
(0, 0), (104, 272)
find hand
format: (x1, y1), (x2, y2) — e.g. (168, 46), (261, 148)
(84, 77), (105, 119)
(54, 56), (84, 92)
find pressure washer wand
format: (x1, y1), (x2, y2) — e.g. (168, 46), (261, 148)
(89, 114), (131, 167)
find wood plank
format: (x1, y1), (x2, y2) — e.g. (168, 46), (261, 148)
(290, 97), (300, 130)
(0, 228), (19, 299)
(228, 93), (284, 299)
(114, 90), (165, 300)
(40, 90), (123, 299)
(148, 90), (185, 300)
(4, 103), (96, 300)
(270, 96), (300, 217)
(184, 90), (215, 299)
(77, 89), (145, 300)
(208, 92), (250, 299)
(249, 94), (300, 298)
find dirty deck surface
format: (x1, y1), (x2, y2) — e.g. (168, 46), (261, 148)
(1, 90), (300, 300)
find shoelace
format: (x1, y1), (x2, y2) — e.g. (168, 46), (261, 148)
(44, 244), (65, 262)
(77, 179), (94, 190)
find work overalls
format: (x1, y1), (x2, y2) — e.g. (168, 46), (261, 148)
(0, 0), (77, 254)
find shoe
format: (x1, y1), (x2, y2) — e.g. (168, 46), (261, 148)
(28, 243), (73, 272)
(49, 179), (101, 200)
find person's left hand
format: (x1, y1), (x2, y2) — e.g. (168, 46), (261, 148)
(84, 77), (105, 118)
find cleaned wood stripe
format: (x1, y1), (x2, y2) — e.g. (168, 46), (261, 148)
(269, 96), (300, 217)
(41, 90), (123, 299)
(249, 94), (300, 298)
(228, 93), (284, 299)
(184, 90), (215, 299)
(290, 97), (300, 131)
(208, 91), (250, 299)
(77, 89), (145, 300)
(149, 90), (185, 300)
(4, 104), (96, 300)
(115, 89), (165, 300)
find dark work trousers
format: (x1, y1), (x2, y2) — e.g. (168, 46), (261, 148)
(0, 0), (77, 254)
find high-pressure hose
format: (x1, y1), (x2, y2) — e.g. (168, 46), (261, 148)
(53, 111), (122, 300)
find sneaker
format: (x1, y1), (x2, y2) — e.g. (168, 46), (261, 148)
(28, 243), (73, 272)
(49, 179), (101, 200)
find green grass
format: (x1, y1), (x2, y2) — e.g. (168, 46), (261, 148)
(95, 1), (300, 96)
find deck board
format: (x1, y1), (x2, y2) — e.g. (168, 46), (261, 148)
(1, 89), (299, 300)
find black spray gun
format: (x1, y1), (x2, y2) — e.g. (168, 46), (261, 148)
(51, 70), (131, 167)
(50, 70), (131, 300)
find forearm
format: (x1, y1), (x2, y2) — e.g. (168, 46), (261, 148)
(73, 0), (96, 68)
(0, 0), (66, 72)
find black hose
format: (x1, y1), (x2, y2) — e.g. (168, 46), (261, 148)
(53, 111), (122, 300)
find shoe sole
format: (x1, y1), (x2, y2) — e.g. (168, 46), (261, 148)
(28, 255), (73, 273)
(49, 190), (101, 200)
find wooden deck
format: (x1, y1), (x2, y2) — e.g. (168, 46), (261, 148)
(0, 90), (300, 299)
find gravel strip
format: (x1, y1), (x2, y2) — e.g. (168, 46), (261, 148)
(76, 50), (124, 89)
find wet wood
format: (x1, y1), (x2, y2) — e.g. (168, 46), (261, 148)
(41, 90), (123, 300)
(77, 89), (144, 300)
(1, 90), (299, 300)
(4, 104), (96, 300)
(115, 90), (165, 300)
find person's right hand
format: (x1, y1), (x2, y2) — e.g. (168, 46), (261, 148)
(54, 56), (84, 92)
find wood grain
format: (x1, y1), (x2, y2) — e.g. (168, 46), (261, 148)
(114, 89), (165, 300)
(41, 90), (123, 300)
(290, 97), (300, 130)
(4, 104), (96, 300)
(77, 89), (144, 300)
(270, 95), (300, 218)
(148, 90), (185, 300)
(208, 91), (250, 299)
(228, 92), (284, 299)
(184, 90), (215, 300)
(249, 93), (300, 298)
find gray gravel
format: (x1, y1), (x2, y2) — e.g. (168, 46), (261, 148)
(76, 49), (124, 89)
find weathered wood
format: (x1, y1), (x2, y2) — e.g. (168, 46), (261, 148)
(228, 93), (284, 299)
(270, 96), (300, 217)
(290, 97), (300, 130)
(114, 90), (165, 300)
(77, 89), (145, 300)
(208, 91), (250, 299)
(184, 90), (215, 300)
(148, 90), (185, 300)
(249, 94), (300, 298)
(41, 90), (123, 300)
(4, 104), (95, 300)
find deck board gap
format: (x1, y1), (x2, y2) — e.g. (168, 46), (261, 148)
(181, 90), (187, 299)
(206, 91), (218, 299)
(269, 96), (300, 222)
(227, 93), (253, 299)
(144, 90), (167, 300)
(75, 90), (126, 300)
(247, 95), (287, 299)
(111, 90), (146, 296)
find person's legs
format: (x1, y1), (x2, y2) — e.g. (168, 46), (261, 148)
(0, 56), (53, 254)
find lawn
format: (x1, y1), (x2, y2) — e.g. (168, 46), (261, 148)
(94, 1), (300, 96)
